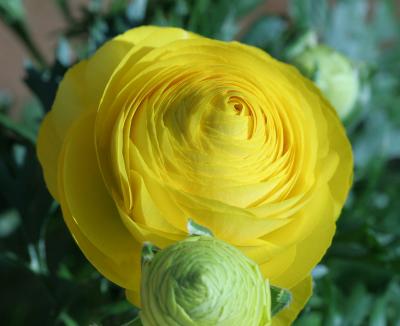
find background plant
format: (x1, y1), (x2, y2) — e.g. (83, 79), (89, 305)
(1, 0), (399, 325)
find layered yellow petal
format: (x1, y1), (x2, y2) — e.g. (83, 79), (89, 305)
(58, 113), (141, 289)
(37, 38), (134, 199)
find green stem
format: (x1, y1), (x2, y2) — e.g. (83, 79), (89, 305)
(55, 0), (75, 24)
(121, 316), (143, 326)
(11, 21), (47, 68)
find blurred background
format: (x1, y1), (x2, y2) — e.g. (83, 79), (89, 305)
(1, 0), (400, 325)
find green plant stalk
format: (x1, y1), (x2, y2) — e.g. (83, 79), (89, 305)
(10, 21), (47, 67)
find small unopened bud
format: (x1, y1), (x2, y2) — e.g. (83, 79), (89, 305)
(293, 45), (359, 120)
(140, 236), (272, 326)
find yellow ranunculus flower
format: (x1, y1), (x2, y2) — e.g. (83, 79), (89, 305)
(37, 26), (353, 325)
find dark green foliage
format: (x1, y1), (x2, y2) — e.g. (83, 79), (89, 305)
(0, 0), (399, 325)
(286, 0), (400, 325)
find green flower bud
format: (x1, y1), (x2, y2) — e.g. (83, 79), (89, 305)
(140, 236), (271, 326)
(293, 45), (359, 120)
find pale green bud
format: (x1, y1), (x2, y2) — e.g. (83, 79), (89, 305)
(293, 45), (359, 119)
(140, 236), (272, 326)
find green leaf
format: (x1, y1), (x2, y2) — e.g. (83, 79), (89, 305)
(126, 0), (148, 22)
(0, 1), (46, 65)
(270, 285), (292, 316)
(0, 90), (12, 112)
(55, 0), (74, 23)
(234, 0), (264, 16)
(242, 16), (288, 57)
(294, 312), (322, 326)
(289, 0), (328, 32)
(285, 30), (318, 60)
(88, 0), (103, 14)
(369, 296), (387, 326)
(24, 55), (71, 111)
(57, 312), (79, 326)
(344, 283), (372, 326)
(19, 98), (44, 137)
(187, 218), (214, 237)
(56, 37), (73, 67)
(0, 112), (36, 143)
(0, 0), (25, 24)
(0, 209), (20, 238)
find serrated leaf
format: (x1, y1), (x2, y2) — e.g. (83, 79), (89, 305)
(270, 285), (292, 316)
